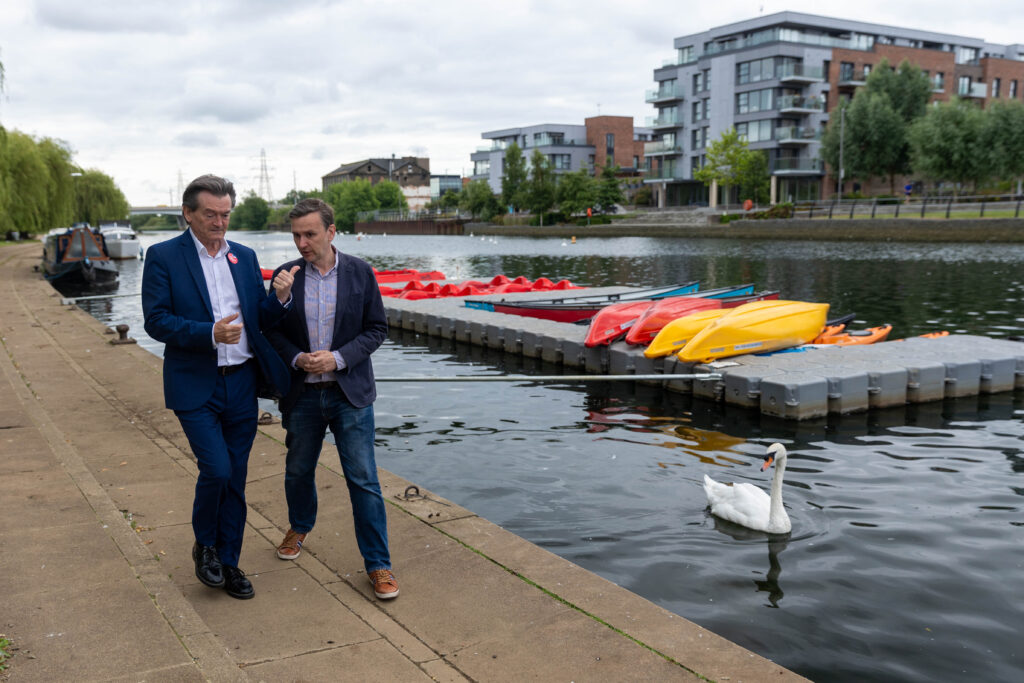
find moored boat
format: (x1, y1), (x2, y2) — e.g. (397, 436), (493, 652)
(98, 222), (142, 259)
(42, 226), (119, 285)
(642, 291), (782, 358)
(677, 300), (830, 362)
(584, 284), (759, 347)
(814, 323), (892, 346)
(465, 281), (701, 323)
(622, 284), (763, 346)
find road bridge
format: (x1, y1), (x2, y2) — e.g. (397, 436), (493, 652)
(130, 206), (185, 228)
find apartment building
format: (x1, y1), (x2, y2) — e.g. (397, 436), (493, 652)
(646, 12), (1024, 206)
(470, 116), (652, 194)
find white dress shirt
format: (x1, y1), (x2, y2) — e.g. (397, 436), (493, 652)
(189, 229), (253, 367)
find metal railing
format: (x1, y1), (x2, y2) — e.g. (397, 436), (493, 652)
(643, 140), (683, 155)
(776, 95), (826, 112)
(791, 194), (1024, 220)
(645, 85), (685, 102)
(356, 209), (470, 222)
(775, 126), (823, 143)
(772, 158), (823, 173)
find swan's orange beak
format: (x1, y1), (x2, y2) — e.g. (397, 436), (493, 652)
(761, 454), (775, 471)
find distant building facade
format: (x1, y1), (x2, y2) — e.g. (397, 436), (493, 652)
(646, 11), (1024, 206)
(321, 156), (432, 210)
(470, 116), (652, 194)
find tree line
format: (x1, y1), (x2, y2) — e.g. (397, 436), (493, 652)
(0, 129), (129, 235)
(448, 143), (626, 224)
(223, 178), (410, 232)
(820, 58), (1024, 196)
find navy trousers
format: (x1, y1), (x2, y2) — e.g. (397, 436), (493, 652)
(174, 362), (258, 568)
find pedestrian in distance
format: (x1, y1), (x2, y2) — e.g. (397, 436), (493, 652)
(266, 198), (398, 600)
(142, 174), (297, 599)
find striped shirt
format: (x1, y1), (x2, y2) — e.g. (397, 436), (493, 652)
(301, 249), (347, 382)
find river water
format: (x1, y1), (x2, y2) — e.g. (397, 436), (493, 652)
(67, 231), (1022, 682)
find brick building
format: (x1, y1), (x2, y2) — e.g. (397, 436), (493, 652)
(646, 12), (1024, 205)
(470, 117), (652, 194)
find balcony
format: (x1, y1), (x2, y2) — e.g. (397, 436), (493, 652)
(643, 140), (683, 156)
(777, 95), (826, 113)
(643, 168), (687, 182)
(772, 158), (824, 175)
(645, 112), (681, 129)
(837, 69), (867, 88)
(960, 82), (988, 98)
(778, 63), (824, 84)
(645, 85), (685, 103)
(775, 126), (823, 144)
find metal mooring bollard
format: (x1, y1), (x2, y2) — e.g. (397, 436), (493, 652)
(109, 323), (137, 345)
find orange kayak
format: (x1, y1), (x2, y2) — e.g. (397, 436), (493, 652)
(815, 324), (892, 345)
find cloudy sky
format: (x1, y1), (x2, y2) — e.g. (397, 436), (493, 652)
(1, 0), (1019, 205)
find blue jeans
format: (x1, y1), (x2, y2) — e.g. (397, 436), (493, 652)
(282, 384), (390, 573)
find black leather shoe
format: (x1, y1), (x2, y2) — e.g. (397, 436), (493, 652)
(192, 542), (225, 588)
(223, 565), (254, 600)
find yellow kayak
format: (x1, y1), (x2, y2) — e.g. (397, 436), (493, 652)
(643, 309), (730, 358)
(677, 300), (830, 363)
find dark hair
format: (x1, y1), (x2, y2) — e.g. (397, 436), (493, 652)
(289, 198), (334, 230)
(182, 175), (236, 210)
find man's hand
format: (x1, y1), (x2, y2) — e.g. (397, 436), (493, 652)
(296, 350), (337, 374)
(273, 265), (301, 304)
(213, 312), (243, 344)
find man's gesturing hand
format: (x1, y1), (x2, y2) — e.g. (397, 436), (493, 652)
(214, 312), (243, 344)
(273, 265), (301, 303)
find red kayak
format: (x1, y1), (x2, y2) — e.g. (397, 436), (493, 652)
(585, 287), (777, 347)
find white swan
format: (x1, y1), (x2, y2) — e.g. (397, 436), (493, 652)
(703, 443), (792, 534)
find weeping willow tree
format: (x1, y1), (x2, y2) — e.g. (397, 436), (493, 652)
(73, 169), (130, 226)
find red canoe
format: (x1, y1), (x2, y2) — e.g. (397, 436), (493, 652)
(585, 287), (777, 347)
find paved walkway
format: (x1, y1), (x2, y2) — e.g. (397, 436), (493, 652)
(0, 242), (805, 682)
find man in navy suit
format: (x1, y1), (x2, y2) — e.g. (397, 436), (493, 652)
(266, 198), (398, 599)
(142, 174), (295, 599)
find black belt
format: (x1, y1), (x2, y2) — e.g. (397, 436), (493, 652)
(306, 381), (337, 391)
(218, 362), (249, 376)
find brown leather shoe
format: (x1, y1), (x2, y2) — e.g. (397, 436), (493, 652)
(277, 529), (307, 560)
(368, 569), (399, 599)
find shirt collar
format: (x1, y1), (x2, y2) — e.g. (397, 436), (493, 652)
(306, 247), (339, 277)
(188, 227), (228, 259)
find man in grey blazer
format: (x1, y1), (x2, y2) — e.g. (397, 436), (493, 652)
(266, 198), (397, 599)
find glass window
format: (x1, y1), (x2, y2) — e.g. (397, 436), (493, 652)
(474, 160), (490, 175)
(678, 46), (694, 63)
(1010, 80), (1018, 99)
(956, 46), (978, 64)
(862, 64), (872, 78)
(958, 75), (971, 95)
(549, 154), (571, 170)
(933, 72), (945, 91)
(736, 88), (772, 114)
(993, 78), (1001, 98)
(736, 119), (773, 143)
(606, 133), (615, 161)
(839, 62), (855, 82)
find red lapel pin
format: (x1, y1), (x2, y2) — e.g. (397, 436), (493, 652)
(227, 253), (238, 265)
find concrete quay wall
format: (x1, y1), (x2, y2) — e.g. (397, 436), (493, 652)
(465, 217), (1024, 241)
(382, 289), (1024, 421)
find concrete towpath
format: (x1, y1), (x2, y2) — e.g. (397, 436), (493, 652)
(0, 241), (805, 682)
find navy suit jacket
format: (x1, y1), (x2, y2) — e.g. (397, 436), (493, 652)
(267, 252), (388, 414)
(142, 230), (291, 411)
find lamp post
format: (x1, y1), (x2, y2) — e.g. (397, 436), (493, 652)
(837, 106), (845, 199)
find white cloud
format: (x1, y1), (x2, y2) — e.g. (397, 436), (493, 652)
(2, 0), (1021, 205)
